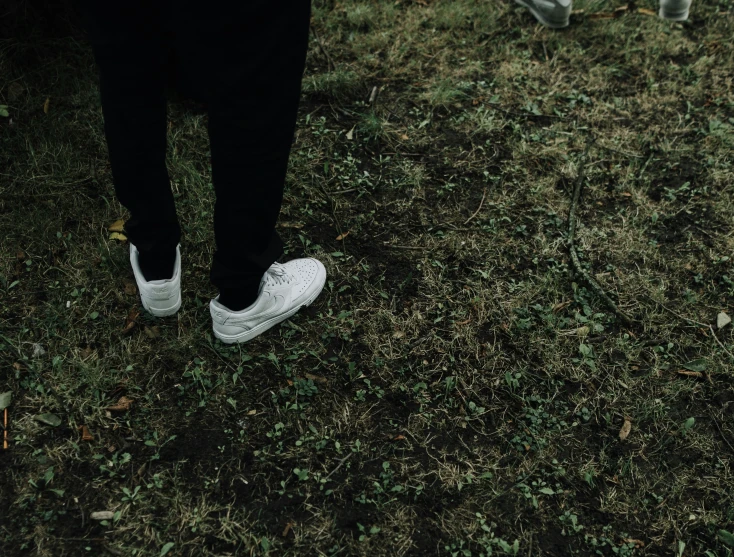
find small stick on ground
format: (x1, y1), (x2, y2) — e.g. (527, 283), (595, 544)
(464, 187), (487, 225)
(3, 408), (8, 449)
(311, 27), (335, 72)
(567, 139), (635, 327)
(324, 452), (353, 481)
(710, 324), (734, 363)
(645, 295), (709, 328)
(368, 86), (378, 104)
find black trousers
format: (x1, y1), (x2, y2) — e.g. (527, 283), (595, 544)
(79, 0), (311, 295)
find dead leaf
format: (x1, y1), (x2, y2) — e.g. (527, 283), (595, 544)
(16, 250), (25, 261)
(346, 126), (355, 140)
(247, 409), (257, 416)
(455, 318), (471, 326)
(304, 373), (328, 384)
(109, 232), (128, 242)
(12, 362), (23, 371)
(552, 301), (571, 313)
(79, 425), (94, 441)
(677, 370), (703, 378)
(718, 311), (731, 329)
(622, 538), (645, 547)
(143, 326), (161, 339)
(637, 7), (656, 15)
(392, 331), (405, 339)
(122, 307), (140, 335)
(80, 345), (94, 360)
(393, 434), (406, 441)
(619, 418), (632, 441)
(108, 219), (125, 233)
(43, 97), (50, 114)
(621, 192), (632, 197)
(282, 522), (294, 537)
(90, 511), (114, 521)
(123, 280), (137, 296)
(106, 396), (134, 412)
(400, 133), (409, 140)
(336, 230), (350, 241)
(278, 221), (304, 229)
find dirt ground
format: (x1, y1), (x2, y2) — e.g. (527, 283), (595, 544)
(2, 0), (734, 555)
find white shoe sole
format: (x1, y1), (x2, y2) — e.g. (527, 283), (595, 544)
(212, 265), (327, 344)
(659, 7), (688, 20)
(514, 0), (570, 28)
(143, 292), (182, 318)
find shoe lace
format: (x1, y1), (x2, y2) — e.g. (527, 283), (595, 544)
(263, 263), (294, 287)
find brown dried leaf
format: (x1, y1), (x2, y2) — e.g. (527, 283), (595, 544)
(677, 370), (703, 378)
(336, 230), (351, 241)
(79, 425), (94, 441)
(619, 418), (632, 441)
(637, 7), (656, 15)
(43, 97), (50, 114)
(108, 219), (125, 233)
(622, 538), (645, 547)
(123, 280), (137, 296)
(106, 396), (134, 412)
(109, 232), (128, 242)
(247, 409), (257, 416)
(552, 301), (571, 313)
(282, 522), (294, 537)
(122, 308), (140, 335)
(143, 326), (161, 339)
(393, 434), (406, 441)
(304, 373), (328, 384)
(278, 222), (304, 229)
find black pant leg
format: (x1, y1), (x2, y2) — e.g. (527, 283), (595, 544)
(81, 1), (180, 257)
(173, 0), (311, 297)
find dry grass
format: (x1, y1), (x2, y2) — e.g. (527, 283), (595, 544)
(2, 0), (734, 555)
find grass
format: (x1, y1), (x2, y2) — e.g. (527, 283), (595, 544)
(2, 0), (734, 555)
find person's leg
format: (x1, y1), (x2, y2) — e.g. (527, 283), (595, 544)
(81, 1), (179, 280)
(174, 0), (311, 310)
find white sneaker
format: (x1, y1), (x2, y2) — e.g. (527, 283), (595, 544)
(130, 244), (182, 317)
(659, 0), (692, 20)
(514, 0), (572, 28)
(210, 258), (326, 344)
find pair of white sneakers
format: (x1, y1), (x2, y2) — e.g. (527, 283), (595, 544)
(129, 244), (326, 344)
(515, 0), (693, 28)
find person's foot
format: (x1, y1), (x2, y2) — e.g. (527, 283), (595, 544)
(130, 244), (182, 317)
(210, 258), (326, 344)
(659, 0), (691, 20)
(514, 0), (572, 28)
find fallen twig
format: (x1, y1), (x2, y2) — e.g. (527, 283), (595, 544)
(567, 140), (635, 326)
(324, 452), (353, 481)
(710, 324), (734, 363)
(464, 187), (487, 225)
